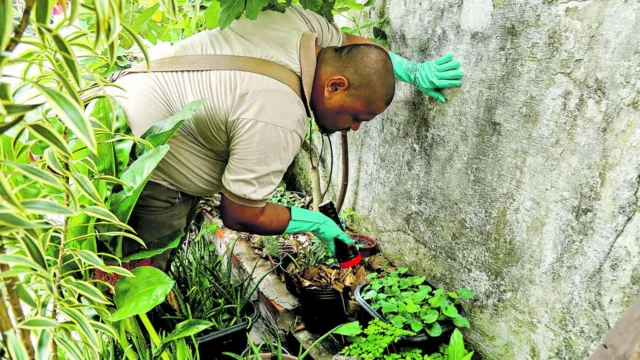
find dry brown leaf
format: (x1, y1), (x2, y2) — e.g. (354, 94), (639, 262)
(300, 278), (314, 288)
(332, 282), (345, 292)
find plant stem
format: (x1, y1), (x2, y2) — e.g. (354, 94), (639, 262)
(302, 140), (322, 211)
(139, 313), (170, 360)
(5, 0), (37, 53)
(0, 243), (35, 358)
(298, 323), (344, 360)
(336, 132), (349, 213)
(0, 283), (15, 351)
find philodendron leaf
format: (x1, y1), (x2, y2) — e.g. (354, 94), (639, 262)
(452, 316), (470, 328)
(111, 266), (174, 321)
(425, 322), (442, 338)
(458, 288), (475, 299)
(153, 319), (213, 358)
(333, 321), (362, 336)
(447, 329), (466, 360)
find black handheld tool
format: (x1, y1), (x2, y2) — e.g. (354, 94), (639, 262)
(319, 200), (362, 268)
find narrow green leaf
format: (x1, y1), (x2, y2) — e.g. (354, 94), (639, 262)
(55, 335), (84, 360)
(71, 173), (104, 205)
(50, 33), (81, 85)
(0, 0), (13, 51)
(59, 307), (100, 350)
(130, 4), (160, 32)
(89, 320), (117, 339)
(106, 265), (134, 277)
(111, 266), (175, 321)
(32, 84), (96, 153)
(3, 160), (63, 189)
(36, 330), (53, 360)
(20, 317), (58, 329)
(0, 255), (46, 272)
(1, 101), (42, 116)
(94, 0), (110, 45)
(44, 148), (66, 175)
(83, 205), (123, 224)
(62, 278), (110, 304)
(0, 212), (47, 229)
(122, 23), (150, 72)
(0, 171), (23, 210)
(22, 200), (76, 216)
(72, 249), (109, 271)
(7, 331), (29, 360)
(0, 117), (23, 135)
(28, 123), (73, 157)
(121, 229), (183, 262)
(18, 231), (47, 270)
(35, 0), (53, 25)
(16, 284), (37, 308)
(219, 0), (246, 30)
(153, 319), (213, 357)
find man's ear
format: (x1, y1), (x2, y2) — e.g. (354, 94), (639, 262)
(324, 76), (349, 98)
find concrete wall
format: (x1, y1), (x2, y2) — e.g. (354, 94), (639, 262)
(292, 0), (640, 358)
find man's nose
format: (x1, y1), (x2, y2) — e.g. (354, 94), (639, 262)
(350, 122), (361, 131)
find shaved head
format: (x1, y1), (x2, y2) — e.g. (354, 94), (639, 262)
(318, 44), (395, 107)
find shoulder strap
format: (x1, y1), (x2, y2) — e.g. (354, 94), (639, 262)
(113, 55), (302, 98)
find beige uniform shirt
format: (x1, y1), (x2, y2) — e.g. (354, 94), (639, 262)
(110, 6), (344, 206)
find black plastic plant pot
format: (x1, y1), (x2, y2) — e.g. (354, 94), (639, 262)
(281, 264), (301, 297)
(187, 301), (259, 359)
(299, 287), (348, 334)
(354, 277), (467, 353)
(350, 233), (379, 258)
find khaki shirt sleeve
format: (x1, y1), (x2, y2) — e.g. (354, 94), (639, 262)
(222, 118), (303, 207)
(287, 5), (344, 48)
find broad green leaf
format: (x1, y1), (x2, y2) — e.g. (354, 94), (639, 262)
(442, 304), (459, 318)
(71, 173), (104, 205)
(111, 266), (175, 321)
(429, 293), (443, 308)
(117, 144), (169, 198)
(3, 160), (63, 189)
(410, 320), (423, 332)
(22, 200), (76, 216)
(452, 316), (470, 328)
(381, 302), (397, 314)
(219, 0), (246, 30)
(121, 229), (183, 262)
(33, 84), (96, 153)
(333, 321), (362, 336)
(425, 322), (442, 338)
(447, 329), (466, 360)
(28, 123), (73, 157)
(421, 309), (439, 324)
(7, 331), (29, 360)
(389, 315), (406, 328)
(363, 289), (377, 300)
(204, 0), (221, 29)
(245, 0), (270, 20)
(412, 289), (430, 304)
(300, 0), (321, 11)
(153, 319), (213, 357)
(36, 329), (53, 360)
(62, 278), (110, 304)
(131, 4), (160, 32)
(458, 288), (475, 299)
(2, 102), (42, 116)
(0, 0), (13, 51)
(20, 317), (58, 329)
(59, 307), (100, 349)
(139, 99), (206, 156)
(405, 299), (419, 313)
(448, 292), (459, 299)
(411, 276), (426, 285)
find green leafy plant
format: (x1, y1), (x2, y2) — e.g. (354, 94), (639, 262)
(362, 268), (474, 337)
(341, 319), (474, 360)
(268, 183), (307, 208)
(165, 234), (273, 333)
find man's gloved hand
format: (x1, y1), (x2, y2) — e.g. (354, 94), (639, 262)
(285, 207), (354, 256)
(388, 51), (464, 103)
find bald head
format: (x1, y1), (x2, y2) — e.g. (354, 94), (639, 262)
(317, 44), (395, 107)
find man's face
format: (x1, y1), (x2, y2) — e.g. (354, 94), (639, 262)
(311, 77), (388, 135)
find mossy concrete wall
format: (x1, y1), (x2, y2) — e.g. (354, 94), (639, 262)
(293, 0), (640, 358)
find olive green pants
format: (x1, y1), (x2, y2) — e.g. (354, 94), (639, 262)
(125, 181), (201, 270)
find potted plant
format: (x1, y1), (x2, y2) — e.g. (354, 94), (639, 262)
(268, 183), (310, 208)
(341, 207), (378, 258)
(282, 239), (371, 333)
(354, 268), (474, 352)
(159, 233), (272, 357)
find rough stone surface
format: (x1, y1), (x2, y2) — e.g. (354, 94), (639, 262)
(296, 1), (640, 359)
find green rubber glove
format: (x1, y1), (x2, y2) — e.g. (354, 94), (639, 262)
(285, 207), (354, 256)
(388, 52), (464, 103)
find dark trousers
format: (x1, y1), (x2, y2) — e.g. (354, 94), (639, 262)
(125, 181), (201, 270)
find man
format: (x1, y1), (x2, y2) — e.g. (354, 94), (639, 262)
(111, 5), (463, 268)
